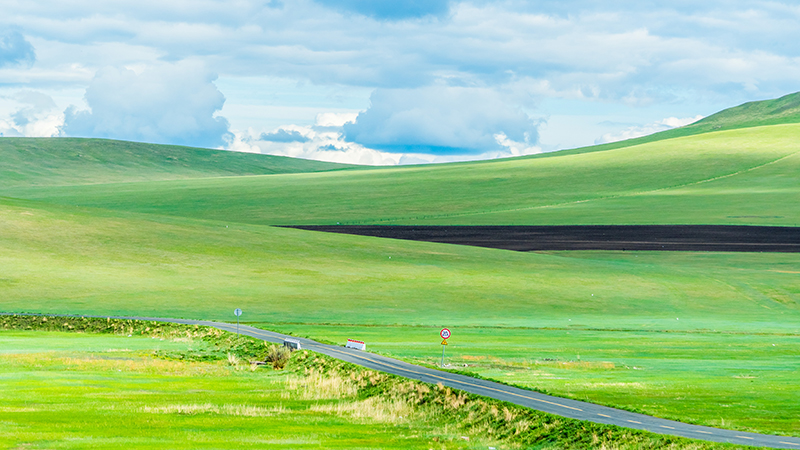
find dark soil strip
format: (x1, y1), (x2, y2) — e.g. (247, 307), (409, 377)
(284, 225), (800, 252)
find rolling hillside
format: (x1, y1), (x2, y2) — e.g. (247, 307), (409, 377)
(6, 123), (799, 226)
(0, 137), (355, 188)
(1, 193), (798, 435)
(548, 91), (800, 157)
(1, 94), (800, 436)
(2, 93), (799, 228)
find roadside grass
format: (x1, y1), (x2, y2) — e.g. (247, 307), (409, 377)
(0, 328), (755, 450)
(265, 324), (800, 437)
(5, 124), (800, 227)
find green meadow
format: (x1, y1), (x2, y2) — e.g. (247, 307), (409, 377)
(1, 195), (798, 436)
(2, 198), (798, 332)
(1, 95), (799, 442)
(6, 124), (799, 226)
(0, 330), (451, 450)
(0, 137), (352, 188)
(270, 324), (800, 436)
(1, 328), (746, 450)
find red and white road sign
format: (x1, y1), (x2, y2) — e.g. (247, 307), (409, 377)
(440, 328), (451, 340)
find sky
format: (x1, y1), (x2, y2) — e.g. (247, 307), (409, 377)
(2, 1), (800, 165)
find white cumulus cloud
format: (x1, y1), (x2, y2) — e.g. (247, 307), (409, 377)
(228, 104), (542, 166)
(61, 61), (231, 147)
(342, 86), (540, 155)
(0, 90), (62, 137)
(315, 112), (358, 127)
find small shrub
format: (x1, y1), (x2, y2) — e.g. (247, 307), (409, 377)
(265, 344), (291, 369)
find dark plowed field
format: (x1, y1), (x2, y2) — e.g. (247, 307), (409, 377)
(285, 225), (800, 252)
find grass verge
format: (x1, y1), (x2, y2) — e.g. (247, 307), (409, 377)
(267, 322), (800, 437)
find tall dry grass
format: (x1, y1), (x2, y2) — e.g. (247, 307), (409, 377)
(141, 403), (286, 417)
(310, 396), (413, 424)
(283, 368), (357, 400)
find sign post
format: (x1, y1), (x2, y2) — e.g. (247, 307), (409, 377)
(234, 308), (242, 338)
(440, 328), (451, 367)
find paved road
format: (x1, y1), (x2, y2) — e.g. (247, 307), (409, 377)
(97, 315), (800, 449)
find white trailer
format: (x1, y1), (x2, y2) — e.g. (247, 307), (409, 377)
(345, 339), (366, 350)
(283, 338), (302, 351)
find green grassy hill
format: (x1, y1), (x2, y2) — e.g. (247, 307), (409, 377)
(546, 91), (800, 157)
(681, 91), (800, 132)
(0, 137), (355, 188)
(7, 123), (799, 226)
(1, 196), (798, 435)
(3, 93), (799, 228)
(2, 195), (797, 331)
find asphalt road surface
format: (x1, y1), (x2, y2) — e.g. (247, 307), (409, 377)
(286, 225), (800, 252)
(91, 315), (800, 449)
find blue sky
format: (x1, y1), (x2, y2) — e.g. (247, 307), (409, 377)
(2, 1), (799, 164)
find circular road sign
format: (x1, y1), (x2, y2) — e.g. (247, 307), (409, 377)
(234, 308), (242, 317)
(440, 328), (451, 340)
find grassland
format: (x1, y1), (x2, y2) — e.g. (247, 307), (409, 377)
(6, 124), (799, 226)
(1, 196), (798, 436)
(270, 324), (800, 436)
(2, 198), (798, 332)
(0, 330), (446, 449)
(0, 326), (757, 450)
(1, 96), (799, 443)
(543, 91), (800, 158)
(0, 137), (353, 188)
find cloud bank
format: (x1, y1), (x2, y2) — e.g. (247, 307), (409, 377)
(0, 90), (62, 137)
(343, 87), (540, 155)
(62, 62), (230, 148)
(7, 1), (800, 97)
(225, 104), (542, 166)
(259, 129), (310, 143)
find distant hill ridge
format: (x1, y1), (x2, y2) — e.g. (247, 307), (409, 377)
(1, 91), (799, 189)
(544, 91), (800, 157)
(685, 91), (800, 133)
(0, 137), (356, 188)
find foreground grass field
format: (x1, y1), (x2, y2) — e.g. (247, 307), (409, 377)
(0, 330), (445, 449)
(3, 198), (799, 332)
(3, 327), (740, 450)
